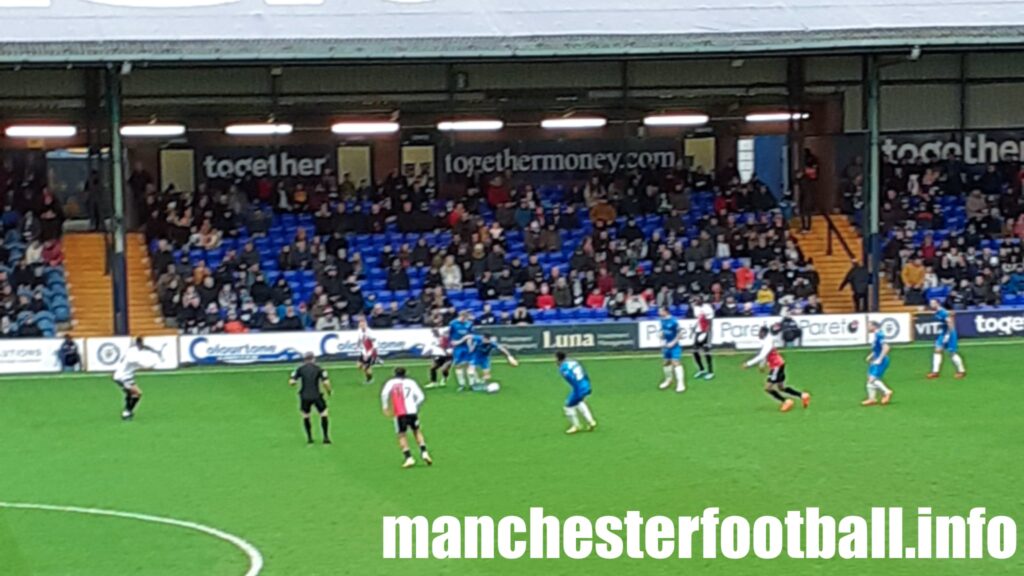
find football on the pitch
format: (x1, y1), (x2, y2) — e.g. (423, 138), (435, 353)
(486, 382), (501, 394)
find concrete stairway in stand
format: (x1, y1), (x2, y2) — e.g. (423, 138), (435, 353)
(62, 232), (175, 337)
(63, 233), (115, 337)
(126, 233), (177, 336)
(799, 216), (915, 314)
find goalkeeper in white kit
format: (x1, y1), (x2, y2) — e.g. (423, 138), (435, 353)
(112, 337), (164, 420)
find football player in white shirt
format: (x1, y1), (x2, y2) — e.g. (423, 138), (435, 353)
(355, 317), (379, 385)
(380, 367), (432, 468)
(112, 337), (164, 420)
(691, 296), (716, 380)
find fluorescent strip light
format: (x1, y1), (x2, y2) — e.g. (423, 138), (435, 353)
(5, 125), (77, 138)
(541, 117), (607, 130)
(437, 120), (503, 132)
(745, 112), (810, 123)
(88, 0), (240, 6)
(643, 114), (710, 127)
(225, 123), (293, 136)
(265, 0), (323, 4)
(331, 122), (400, 135)
(0, 1), (51, 7)
(120, 124), (187, 138)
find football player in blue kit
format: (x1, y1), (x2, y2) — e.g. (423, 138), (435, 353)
(657, 307), (686, 392)
(556, 351), (597, 434)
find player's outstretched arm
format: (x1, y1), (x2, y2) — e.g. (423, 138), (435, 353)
(379, 381), (393, 416)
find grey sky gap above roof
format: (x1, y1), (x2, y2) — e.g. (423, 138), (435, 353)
(1, 0), (1024, 63)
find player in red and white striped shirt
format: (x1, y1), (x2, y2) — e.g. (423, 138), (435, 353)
(742, 326), (811, 412)
(380, 367), (432, 468)
(691, 296), (716, 380)
(356, 317), (379, 385)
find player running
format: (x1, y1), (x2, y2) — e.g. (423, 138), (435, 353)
(691, 296), (715, 380)
(467, 332), (518, 391)
(289, 352), (333, 444)
(355, 317), (379, 385)
(556, 351), (597, 434)
(657, 307), (686, 392)
(448, 310), (475, 392)
(862, 321), (894, 406)
(380, 367), (432, 468)
(927, 300), (966, 379)
(112, 337), (164, 421)
(742, 326), (811, 412)
(424, 328), (453, 389)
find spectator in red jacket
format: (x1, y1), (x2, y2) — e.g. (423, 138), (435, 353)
(536, 283), (556, 310)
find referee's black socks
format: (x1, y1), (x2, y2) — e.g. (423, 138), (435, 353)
(783, 386), (803, 397)
(303, 418), (313, 443)
(767, 390), (786, 403)
(321, 417), (330, 443)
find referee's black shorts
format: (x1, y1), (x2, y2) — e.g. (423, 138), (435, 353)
(300, 396), (327, 414)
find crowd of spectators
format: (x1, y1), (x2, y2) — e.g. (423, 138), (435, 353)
(144, 156), (825, 334)
(0, 159), (68, 338)
(841, 151), (1024, 309)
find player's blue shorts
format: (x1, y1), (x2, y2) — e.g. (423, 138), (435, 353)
(471, 355), (491, 370)
(868, 357), (890, 379)
(935, 331), (959, 353)
(565, 384), (592, 407)
(453, 345), (471, 365)
(662, 345), (682, 361)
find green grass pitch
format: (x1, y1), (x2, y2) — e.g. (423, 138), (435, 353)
(0, 342), (1021, 576)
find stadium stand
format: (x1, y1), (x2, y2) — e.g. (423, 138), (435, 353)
(0, 175), (70, 338)
(146, 167), (826, 333)
(842, 155), (1024, 311)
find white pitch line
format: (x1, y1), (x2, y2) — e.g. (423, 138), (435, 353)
(0, 338), (1019, 381)
(0, 502), (263, 576)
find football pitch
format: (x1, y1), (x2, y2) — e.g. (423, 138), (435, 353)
(0, 342), (1020, 576)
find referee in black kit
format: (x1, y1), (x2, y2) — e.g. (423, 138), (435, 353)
(289, 352), (333, 444)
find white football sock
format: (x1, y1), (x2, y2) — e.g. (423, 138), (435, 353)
(951, 354), (965, 373)
(564, 407), (580, 428)
(673, 365), (685, 386)
(576, 401), (595, 425)
(932, 353), (942, 373)
(662, 366), (672, 383)
(873, 379), (891, 395)
(455, 369), (467, 388)
(865, 382), (877, 400)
